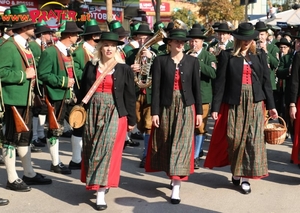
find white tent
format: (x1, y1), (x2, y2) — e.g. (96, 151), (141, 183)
(250, 8), (300, 26)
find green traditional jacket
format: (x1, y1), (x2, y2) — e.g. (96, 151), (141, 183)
(28, 40), (42, 65)
(276, 52), (294, 104)
(0, 38), (32, 106)
(267, 43), (280, 90)
(197, 49), (217, 104)
(72, 44), (89, 79)
(37, 46), (81, 101)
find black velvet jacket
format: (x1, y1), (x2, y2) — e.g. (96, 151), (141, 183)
(211, 49), (275, 112)
(79, 61), (136, 126)
(151, 54), (203, 115)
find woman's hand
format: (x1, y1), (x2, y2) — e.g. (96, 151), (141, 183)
(211, 112), (218, 120)
(195, 115), (202, 127)
(290, 106), (297, 120)
(131, 64), (141, 73)
(269, 108), (278, 119)
(152, 115), (160, 128)
(127, 125), (135, 132)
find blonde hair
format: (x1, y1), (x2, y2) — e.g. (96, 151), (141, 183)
(232, 38), (257, 57)
(91, 41), (125, 67)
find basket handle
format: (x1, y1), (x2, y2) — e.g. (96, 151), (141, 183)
(264, 116), (287, 129)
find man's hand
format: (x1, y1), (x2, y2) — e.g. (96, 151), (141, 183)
(25, 67), (36, 79)
(67, 78), (75, 88)
(131, 64), (141, 73)
(141, 48), (152, 59)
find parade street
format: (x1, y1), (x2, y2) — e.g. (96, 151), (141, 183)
(0, 118), (299, 213)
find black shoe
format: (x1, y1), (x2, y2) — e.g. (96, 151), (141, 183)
(0, 198), (9, 206)
(241, 181), (251, 194)
(170, 198), (181, 204)
(6, 178), (31, 192)
(69, 160), (81, 170)
(22, 173), (52, 185)
(50, 162), (72, 174)
(130, 132), (144, 140)
(125, 138), (140, 147)
(139, 157), (146, 168)
(105, 188), (110, 194)
(62, 130), (72, 138)
(96, 204), (107, 211)
(231, 176), (241, 186)
(30, 144), (42, 152)
(199, 150), (204, 158)
(194, 158), (200, 169)
(32, 139), (45, 147)
(38, 137), (47, 144)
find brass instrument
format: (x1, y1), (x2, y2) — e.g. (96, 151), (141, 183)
(173, 19), (188, 30)
(203, 23), (215, 37)
(134, 28), (167, 88)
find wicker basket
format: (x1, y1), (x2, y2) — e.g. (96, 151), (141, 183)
(264, 116), (287, 145)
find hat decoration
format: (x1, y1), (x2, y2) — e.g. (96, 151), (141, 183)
(231, 22), (259, 41)
(0, 9), (13, 28)
(108, 20), (129, 37)
(133, 24), (154, 36)
(80, 19), (102, 36)
(10, 4), (34, 30)
(130, 21), (141, 36)
(153, 21), (165, 33)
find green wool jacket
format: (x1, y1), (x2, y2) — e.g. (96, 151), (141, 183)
(29, 41), (42, 65)
(37, 46), (82, 101)
(267, 43), (280, 90)
(0, 38), (32, 106)
(197, 49), (217, 104)
(72, 45), (88, 79)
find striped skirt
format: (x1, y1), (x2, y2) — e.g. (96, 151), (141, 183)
(227, 84), (268, 178)
(148, 90), (194, 178)
(81, 92), (127, 189)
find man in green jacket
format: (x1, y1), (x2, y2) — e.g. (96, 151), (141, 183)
(71, 19), (101, 170)
(187, 26), (217, 169)
(38, 20), (83, 175)
(0, 3), (52, 192)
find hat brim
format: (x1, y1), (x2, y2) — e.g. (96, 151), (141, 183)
(11, 21), (35, 30)
(256, 28), (268, 32)
(101, 39), (124, 46)
(187, 35), (207, 39)
(214, 29), (232, 33)
(80, 30), (102, 36)
(232, 30), (259, 41)
(133, 31), (154, 36)
(163, 37), (190, 44)
(61, 28), (83, 34)
(275, 41), (292, 47)
(35, 26), (54, 35)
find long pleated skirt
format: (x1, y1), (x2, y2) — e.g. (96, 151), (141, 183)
(81, 92), (127, 190)
(145, 90), (194, 180)
(227, 84), (268, 178)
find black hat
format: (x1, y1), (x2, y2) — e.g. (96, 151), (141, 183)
(163, 29), (190, 44)
(60, 21), (83, 34)
(232, 22), (259, 41)
(108, 20), (129, 37)
(275, 38), (292, 47)
(133, 24), (154, 36)
(10, 4), (34, 30)
(187, 27), (207, 39)
(254, 21), (268, 32)
(99, 32), (124, 46)
(153, 21), (165, 33)
(212, 22), (220, 29)
(35, 20), (53, 35)
(282, 31), (292, 38)
(0, 9), (13, 28)
(165, 22), (174, 32)
(80, 19), (102, 36)
(214, 23), (231, 33)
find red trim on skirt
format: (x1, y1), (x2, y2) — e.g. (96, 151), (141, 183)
(81, 116), (127, 190)
(291, 97), (300, 164)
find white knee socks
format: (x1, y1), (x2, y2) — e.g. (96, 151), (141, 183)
(96, 187), (107, 205)
(37, 115), (46, 139)
(71, 135), (82, 163)
(47, 137), (60, 166)
(3, 147), (19, 183)
(171, 180), (181, 200)
(17, 146), (36, 178)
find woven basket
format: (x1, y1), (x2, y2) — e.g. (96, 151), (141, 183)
(264, 116), (287, 145)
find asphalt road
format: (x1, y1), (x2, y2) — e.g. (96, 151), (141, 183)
(0, 118), (299, 213)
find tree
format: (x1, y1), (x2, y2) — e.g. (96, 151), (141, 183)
(171, 8), (198, 29)
(198, 0), (244, 24)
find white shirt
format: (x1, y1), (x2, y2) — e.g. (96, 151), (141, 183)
(55, 41), (69, 56)
(3, 33), (10, 39)
(14, 34), (27, 49)
(83, 41), (95, 54)
(35, 38), (42, 46)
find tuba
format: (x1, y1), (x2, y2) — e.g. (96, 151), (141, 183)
(134, 28), (167, 88)
(173, 19), (188, 30)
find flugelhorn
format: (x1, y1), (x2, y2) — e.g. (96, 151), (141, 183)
(174, 19), (188, 30)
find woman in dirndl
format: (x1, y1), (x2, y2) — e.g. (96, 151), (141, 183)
(79, 32), (136, 210)
(146, 29), (203, 204)
(210, 23), (278, 194)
